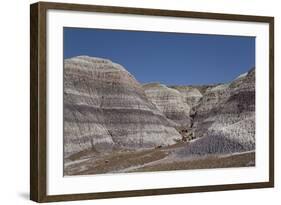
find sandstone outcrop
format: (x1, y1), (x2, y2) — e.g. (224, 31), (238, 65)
(64, 56), (182, 157)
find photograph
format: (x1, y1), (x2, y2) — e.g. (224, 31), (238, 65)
(63, 27), (256, 176)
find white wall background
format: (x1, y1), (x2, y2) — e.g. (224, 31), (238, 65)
(0, 0), (279, 204)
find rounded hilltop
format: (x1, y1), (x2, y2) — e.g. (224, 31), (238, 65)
(64, 56), (182, 158)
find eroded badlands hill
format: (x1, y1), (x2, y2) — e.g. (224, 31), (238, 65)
(64, 56), (181, 158)
(179, 68), (255, 155)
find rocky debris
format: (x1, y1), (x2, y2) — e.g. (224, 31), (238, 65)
(64, 56), (182, 158)
(176, 129), (194, 142)
(143, 83), (191, 128)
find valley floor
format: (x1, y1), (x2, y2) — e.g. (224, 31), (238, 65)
(64, 142), (255, 176)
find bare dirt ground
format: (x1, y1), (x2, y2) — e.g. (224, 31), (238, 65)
(64, 142), (255, 176)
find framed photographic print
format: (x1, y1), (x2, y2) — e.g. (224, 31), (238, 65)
(30, 1), (274, 202)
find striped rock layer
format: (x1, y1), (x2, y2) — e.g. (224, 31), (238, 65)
(64, 56), (181, 157)
(143, 83), (191, 128)
(169, 86), (203, 110)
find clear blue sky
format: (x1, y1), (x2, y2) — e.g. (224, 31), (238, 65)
(64, 27), (255, 85)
